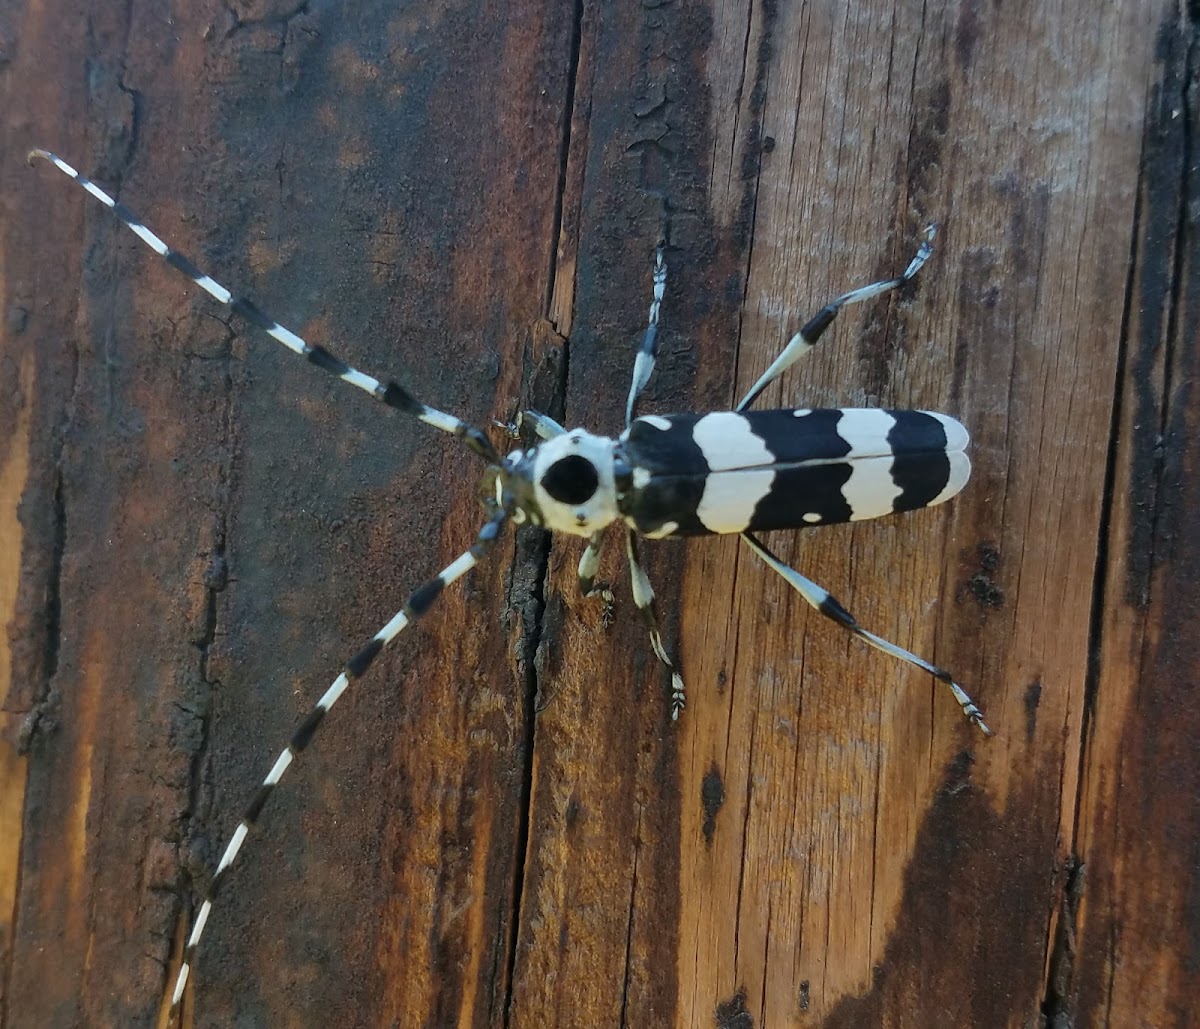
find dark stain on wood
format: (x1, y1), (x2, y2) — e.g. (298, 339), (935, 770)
(715, 988), (754, 1029)
(700, 762), (724, 846)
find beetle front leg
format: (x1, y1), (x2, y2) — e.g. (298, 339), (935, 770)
(625, 528), (686, 719)
(578, 532), (614, 627)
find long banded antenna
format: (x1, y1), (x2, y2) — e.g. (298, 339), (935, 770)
(167, 508), (508, 1020)
(28, 149), (498, 462)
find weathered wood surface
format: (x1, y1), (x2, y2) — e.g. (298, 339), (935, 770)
(0, 1), (1190, 1026)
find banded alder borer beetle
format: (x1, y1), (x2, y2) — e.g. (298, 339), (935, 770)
(29, 147), (990, 1020)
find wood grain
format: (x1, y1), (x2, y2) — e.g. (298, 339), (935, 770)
(0, 1), (1190, 1026)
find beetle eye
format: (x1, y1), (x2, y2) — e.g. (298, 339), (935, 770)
(542, 455), (599, 505)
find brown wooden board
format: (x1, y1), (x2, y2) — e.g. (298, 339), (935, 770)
(0, 1), (1190, 1027)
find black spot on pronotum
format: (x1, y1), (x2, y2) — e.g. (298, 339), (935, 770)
(542, 454), (600, 505)
(701, 764), (725, 846)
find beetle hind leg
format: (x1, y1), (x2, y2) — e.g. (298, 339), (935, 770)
(740, 530), (990, 734)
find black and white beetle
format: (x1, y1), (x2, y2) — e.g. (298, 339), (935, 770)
(29, 148), (990, 1019)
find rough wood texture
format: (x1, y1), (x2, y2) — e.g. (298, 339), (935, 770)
(0, 1), (1190, 1026)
